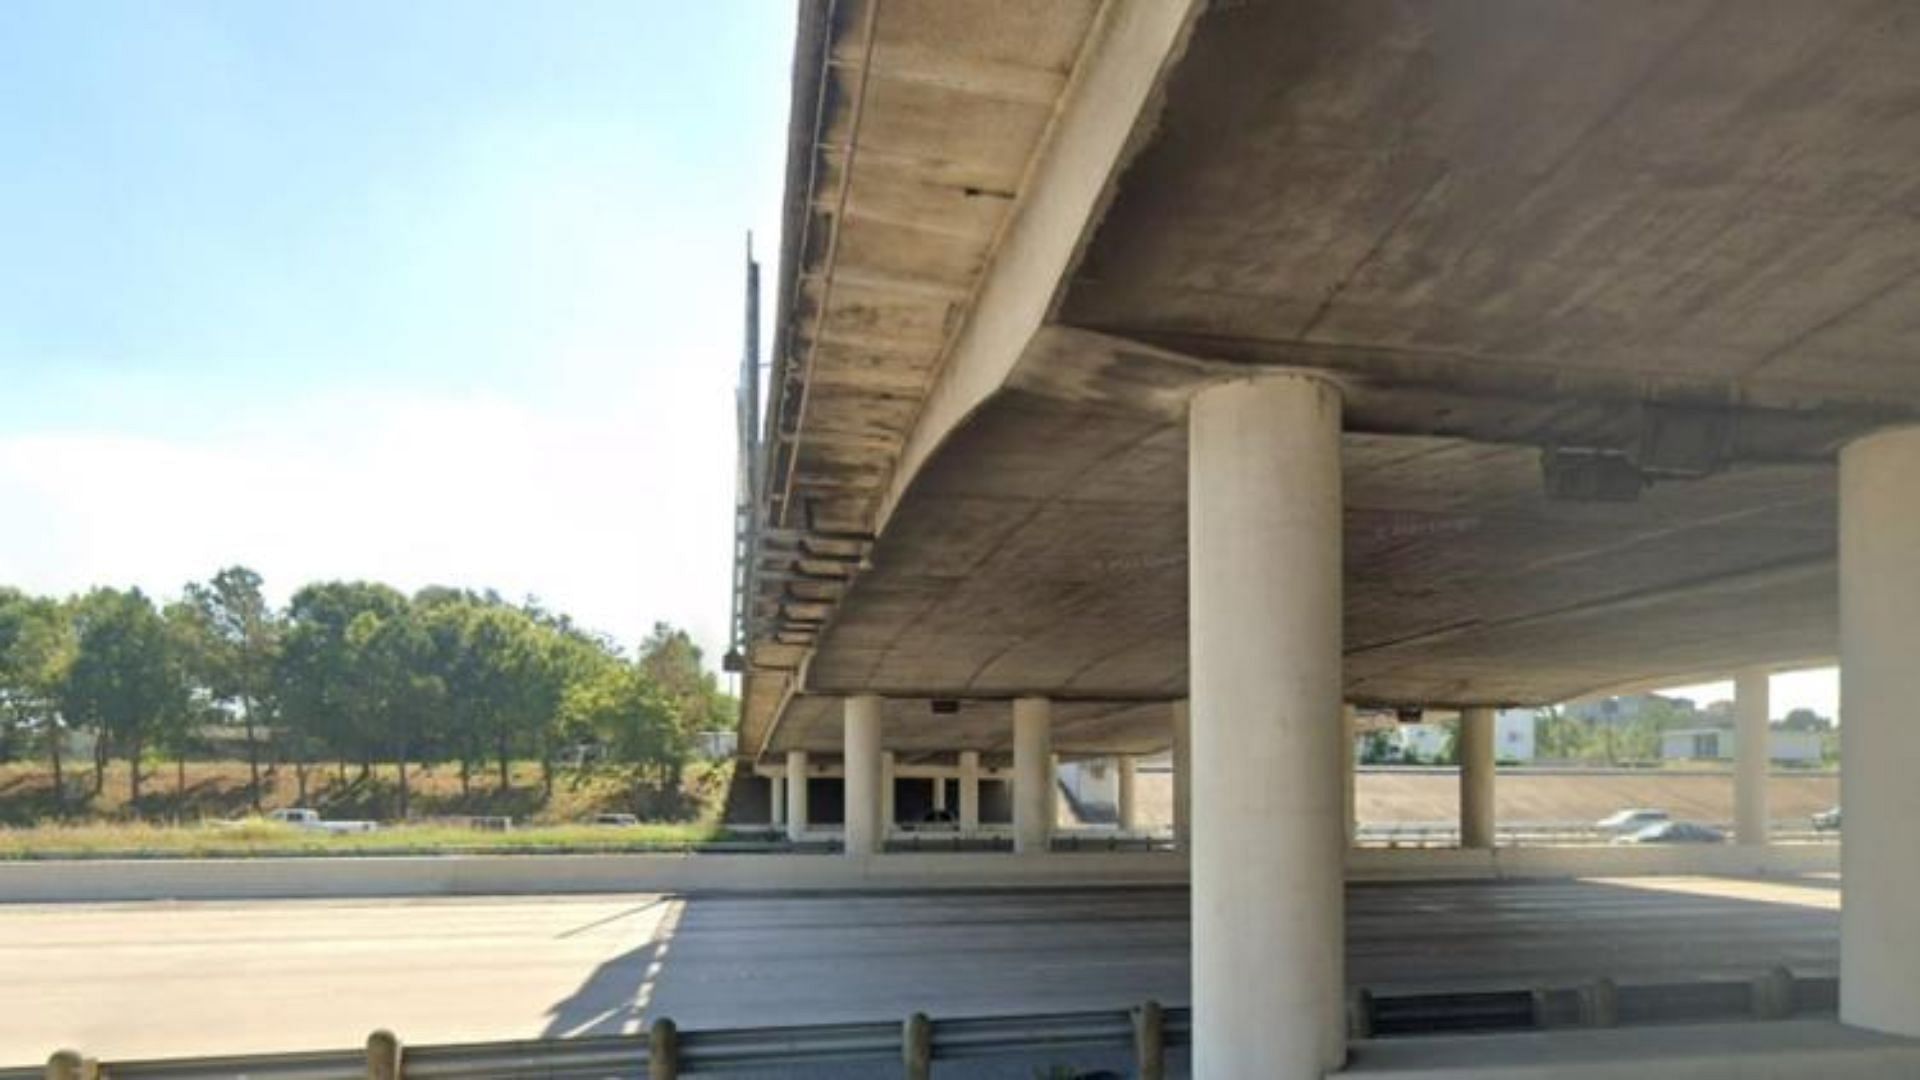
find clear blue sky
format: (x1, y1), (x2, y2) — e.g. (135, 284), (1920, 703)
(0, 3), (1845, 715)
(0, 2), (792, 662)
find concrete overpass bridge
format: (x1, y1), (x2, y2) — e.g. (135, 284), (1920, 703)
(733, 1), (1920, 1074)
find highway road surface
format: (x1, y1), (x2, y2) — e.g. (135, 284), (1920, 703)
(0, 875), (1838, 1066)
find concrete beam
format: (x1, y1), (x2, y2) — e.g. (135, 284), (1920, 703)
(876, 0), (1204, 534)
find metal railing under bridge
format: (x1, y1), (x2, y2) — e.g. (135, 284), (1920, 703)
(7, 968), (1837, 1079)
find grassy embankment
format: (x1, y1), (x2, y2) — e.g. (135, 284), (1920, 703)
(0, 758), (734, 858)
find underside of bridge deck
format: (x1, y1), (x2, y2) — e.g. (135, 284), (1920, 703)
(747, 0), (1920, 760)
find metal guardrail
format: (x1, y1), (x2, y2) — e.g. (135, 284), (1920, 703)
(18, 969), (1836, 1079)
(1352, 969), (1836, 1037)
(21, 1004), (1193, 1080)
(1354, 821), (1838, 849)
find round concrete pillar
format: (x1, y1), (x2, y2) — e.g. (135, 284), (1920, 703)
(770, 775), (786, 828)
(881, 750), (897, 835)
(844, 696), (884, 856)
(932, 773), (947, 813)
(1342, 704), (1357, 845)
(1116, 756), (1138, 831)
(1171, 699), (1191, 851)
(1189, 374), (1346, 1077)
(1459, 706), (1496, 850)
(1734, 668), (1771, 846)
(1840, 426), (1920, 1036)
(785, 750), (809, 842)
(958, 750), (981, 831)
(1012, 698), (1053, 854)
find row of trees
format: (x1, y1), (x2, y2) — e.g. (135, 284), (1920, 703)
(1534, 703), (1837, 765)
(0, 568), (733, 816)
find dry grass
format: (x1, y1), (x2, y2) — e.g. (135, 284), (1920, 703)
(0, 757), (735, 857)
(0, 818), (727, 860)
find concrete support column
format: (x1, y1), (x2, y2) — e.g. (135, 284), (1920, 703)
(784, 751), (808, 842)
(881, 751), (897, 836)
(1189, 374), (1346, 1077)
(1734, 668), (1771, 846)
(1012, 697), (1053, 854)
(770, 775), (786, 828)
(1116, 756), (1138, 831)
(958, 750), (981, 831)
(843, 696), (883, 856)
(1459, 706), (1496, 850)
(1341, 704), (1357, 845)
(1840, 426), (1920, 1036)
(932, 773), (947, 813)
(1171, 699), (1191, 851)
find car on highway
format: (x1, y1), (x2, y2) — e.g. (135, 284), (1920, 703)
(1614, 821), (1727, 845)
(591, 813), (640, 827)
(266, 807), (377, 834)
(1595, 808), (1670, 834)
(1812, 806), (1842, 831)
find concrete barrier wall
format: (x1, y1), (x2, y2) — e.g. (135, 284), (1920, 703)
(1349, 842), (1840, 883)
(0, 843), (1837, 904)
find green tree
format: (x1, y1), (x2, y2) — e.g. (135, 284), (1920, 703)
(345, 604), (443, 819)
(0, 590), (76, 805)
(1780, 708), (1832, 733)
(278, 581), (410, 785)
(637, 622), (729, 747)
(62, 588), (186, 804)
(182, 567), (281, 809)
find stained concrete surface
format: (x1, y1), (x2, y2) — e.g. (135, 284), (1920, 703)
(0, 877), (1836, 1066)
(747, 0), (1920, 759)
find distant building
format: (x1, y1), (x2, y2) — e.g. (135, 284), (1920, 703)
(1658, 727), (1823, 764)
(1565, 693), (1699, 727)
(1375, 710), (1537, 763)
(693, 729), (738, 759)
(1494, 709), (1536, 761)
(1391, 722), (1450, 761)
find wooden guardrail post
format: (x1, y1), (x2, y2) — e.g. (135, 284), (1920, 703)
(1752, 965), (1796, 1020)
(1579, 978), (1618, 1028)
(1132, 1000), (1165, 1080)
(365, 1029), (402, 1080)
(902, 1011), (932, 1080)
(648, 1017), (680, 1080)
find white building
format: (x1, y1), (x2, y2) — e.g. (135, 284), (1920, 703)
(1380, 710), (1536, 763)
(1659, 727), (1823, 765)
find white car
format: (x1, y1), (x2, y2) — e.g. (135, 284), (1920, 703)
(1594, 808), (1670, 834)
(267, 807), (378, 834)
(1613, 821), (1727, 845)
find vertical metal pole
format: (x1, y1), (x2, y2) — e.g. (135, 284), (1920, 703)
(902, 1012), (932, 1080)
(649, 1018), (680, 1080)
